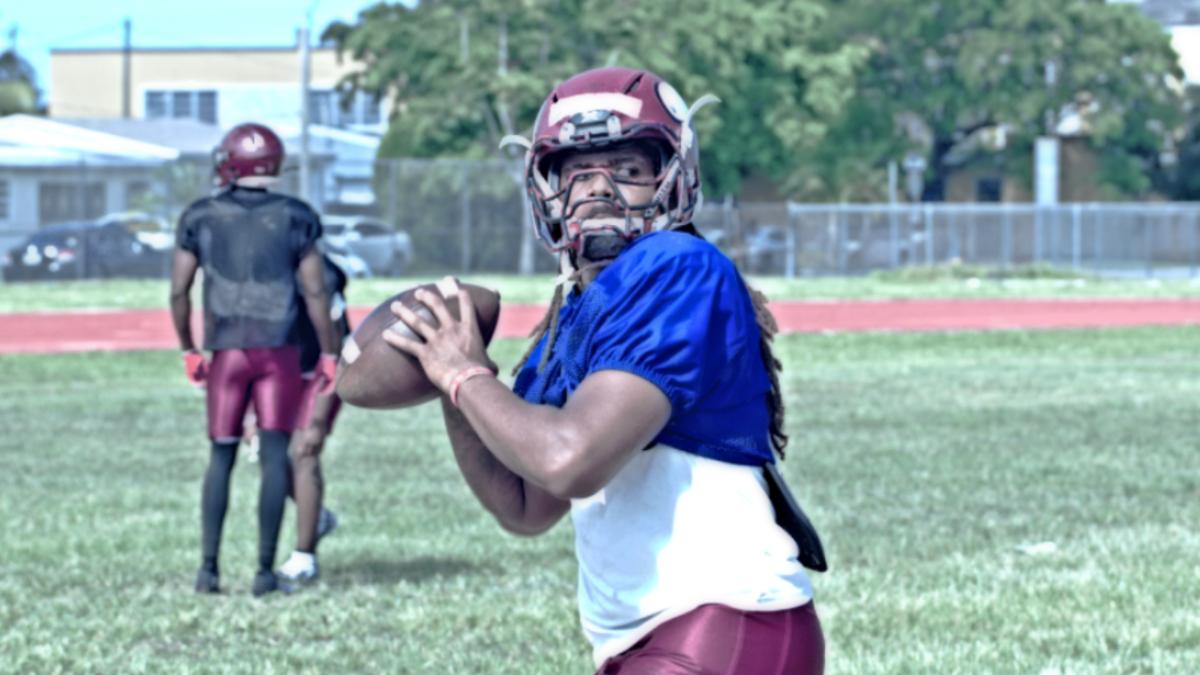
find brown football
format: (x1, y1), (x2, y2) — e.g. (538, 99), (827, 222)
(336, 279), (501, 409)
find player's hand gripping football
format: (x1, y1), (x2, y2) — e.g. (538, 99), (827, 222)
(383, 280), (496, 396)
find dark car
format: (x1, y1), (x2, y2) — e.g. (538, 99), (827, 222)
(3, 221), (171, 282)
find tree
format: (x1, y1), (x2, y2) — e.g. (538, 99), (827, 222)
(1165, 86), (1200, 200)
(0, 48), (40, 116)
(818, 0), (1187, 200)
(322, 0), (865, 198)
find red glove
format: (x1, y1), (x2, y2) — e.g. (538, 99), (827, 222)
(315, 353), (338, 396)
(183, 350), (209, 388)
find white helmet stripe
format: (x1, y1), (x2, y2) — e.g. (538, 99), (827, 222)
(548, 93), (644, 125)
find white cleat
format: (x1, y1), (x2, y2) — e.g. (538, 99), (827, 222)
(277, 551), (318, 583)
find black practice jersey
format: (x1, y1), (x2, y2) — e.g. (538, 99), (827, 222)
(176, 186), (322, 351)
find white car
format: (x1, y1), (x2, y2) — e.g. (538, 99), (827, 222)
(322, 216), (412, 276)
(96, 212), (174, 251)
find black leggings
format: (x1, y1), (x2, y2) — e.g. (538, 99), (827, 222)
(200, 430), (291, 574)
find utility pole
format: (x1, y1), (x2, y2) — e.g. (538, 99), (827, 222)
(298, 26), (311, 202)
(122, 18), (131, 118)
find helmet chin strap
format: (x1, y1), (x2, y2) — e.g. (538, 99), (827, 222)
(553, 215), (636, 290)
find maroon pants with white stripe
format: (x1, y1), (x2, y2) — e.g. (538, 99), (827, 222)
(597, 602), (824, 675)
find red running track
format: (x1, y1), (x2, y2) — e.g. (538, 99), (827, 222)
(0, 299), (1196, 355)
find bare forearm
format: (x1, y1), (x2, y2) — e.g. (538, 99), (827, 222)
(301, 291), (340, 355)
(169, 249), (199, 351)
(440, 397), (566, 534)
(296, 250), (340, 355)
(169, 292), (195, 351)
(453, 377), (586, 496)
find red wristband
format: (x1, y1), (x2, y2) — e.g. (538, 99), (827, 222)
(448, 365), (497, 408)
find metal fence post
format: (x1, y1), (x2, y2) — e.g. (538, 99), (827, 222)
(1002, 203), (1012, 269)
(1071, 203), (1081, 270)
(1192, 210), (1199, 280)
(836, 206), (846, 274)
(924, 203), (933, 265)
(785, 217), (796, 279)
(889, 204), (899, 268)
(1034, 207), (1043, 265)
(967, 209), (977, 263)
(460, 163), (471, 274)
(1144, 214), (1153, 279)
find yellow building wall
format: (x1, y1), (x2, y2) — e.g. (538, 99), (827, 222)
(50, 48), (364, 118)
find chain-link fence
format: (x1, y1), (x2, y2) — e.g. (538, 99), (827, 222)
(734, 202), (1200, 279)
(3, 157), (1199, 282)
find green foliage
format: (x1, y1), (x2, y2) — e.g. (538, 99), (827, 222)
(323, 0), (864, 198)
(1164, 87), (1200, 200)
(326, 1), (1189, 201)
(821, 0), (1187, 200)
(0, 49), (40, 116)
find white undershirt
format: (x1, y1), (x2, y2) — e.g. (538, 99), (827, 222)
(570, 444), (814, 666)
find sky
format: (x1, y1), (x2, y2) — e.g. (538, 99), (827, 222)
(1, 0), (392, 99)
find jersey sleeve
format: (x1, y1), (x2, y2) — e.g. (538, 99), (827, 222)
(585, 244), (758, 415)
(292, 203), (323, 258)
(174, 203), (202, 254)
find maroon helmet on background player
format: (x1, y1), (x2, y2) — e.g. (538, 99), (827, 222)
(213, 123), (285, 188)
(502, 67), (718, 260)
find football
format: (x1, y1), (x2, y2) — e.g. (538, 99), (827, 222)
(336, 278), (501, 409)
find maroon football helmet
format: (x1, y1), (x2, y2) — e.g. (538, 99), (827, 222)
(505, 67), (718, 256)
(213, 123), (285, 187)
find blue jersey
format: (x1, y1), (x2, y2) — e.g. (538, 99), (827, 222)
(513, 231), (775, 466)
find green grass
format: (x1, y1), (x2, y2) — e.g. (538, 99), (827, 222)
(1, 272), (1199, 313)
(1, 328), (1198, 673)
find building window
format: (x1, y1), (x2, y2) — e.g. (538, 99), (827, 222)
(171, 91), (192, 119)
(125, 181), (153, 210)
(197, 92), (217, 124)
(308, 89), (381, 128)
(357, 91), (381, 125)
(0, 180), (9, 220)
(38, 182), (106, 225)
(146, 91), (167, 118)
(308, 90), (336, 127)
(145, 90), (218, 124)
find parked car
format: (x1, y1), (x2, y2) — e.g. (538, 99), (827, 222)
(320, 239), (372, 279)
(745, 225), (790, 273)
(322, 216), (412, 276)
(2, 220), (170, 282)
(96, 211), (174, 251)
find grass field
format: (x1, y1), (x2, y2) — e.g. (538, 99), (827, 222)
(1, 327), (1198, 673)
(1, 271), (1198, 313)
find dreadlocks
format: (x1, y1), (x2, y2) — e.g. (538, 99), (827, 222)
(512, 248), (790, 460)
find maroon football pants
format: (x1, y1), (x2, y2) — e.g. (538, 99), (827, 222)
(597, 602), (824, 675)
(207, 346), (302, 440)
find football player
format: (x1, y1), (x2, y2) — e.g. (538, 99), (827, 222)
(277, 250), (351, 583)
(170, 122), (340, 597)
(384, 68), (825, 673)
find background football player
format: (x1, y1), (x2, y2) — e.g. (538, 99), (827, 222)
(170, 122), (341, 597)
